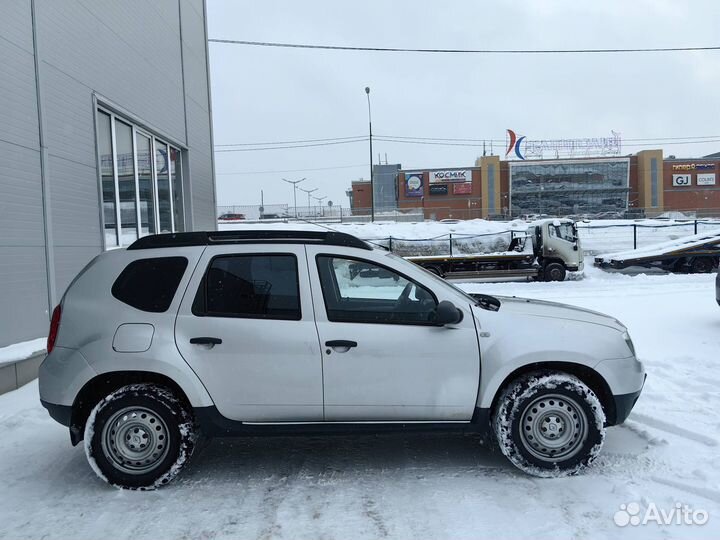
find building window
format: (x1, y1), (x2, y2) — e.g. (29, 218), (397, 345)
(96, 108), (185, 248)
(650, 158), (659, 207)
(488, 165), (496, 213)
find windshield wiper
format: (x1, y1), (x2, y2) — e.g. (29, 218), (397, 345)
(469, 293), (501, 312)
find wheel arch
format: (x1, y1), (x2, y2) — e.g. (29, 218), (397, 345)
(488, 361), (617, 426)
(69, 371), (193, 446)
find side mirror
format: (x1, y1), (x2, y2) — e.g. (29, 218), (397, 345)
(433, 300), (463, 326)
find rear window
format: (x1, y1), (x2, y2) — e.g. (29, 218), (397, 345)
(112, 257), (188, 312)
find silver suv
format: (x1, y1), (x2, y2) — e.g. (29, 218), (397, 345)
(39, 230), (645, 489)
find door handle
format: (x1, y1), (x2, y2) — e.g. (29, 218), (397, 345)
(325, 340), (358, 348)
(190, 337), (222, 346)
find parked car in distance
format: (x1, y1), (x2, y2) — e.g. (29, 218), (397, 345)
(217, 213), (246, 222)
(39, 230), (645, 489)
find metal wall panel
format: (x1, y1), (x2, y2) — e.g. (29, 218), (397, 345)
(0, 247), (49, 347)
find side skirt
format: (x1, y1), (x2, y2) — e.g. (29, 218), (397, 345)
(194, 406), (492, 438)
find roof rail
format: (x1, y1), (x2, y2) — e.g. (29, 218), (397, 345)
(127, 230), (372, 251)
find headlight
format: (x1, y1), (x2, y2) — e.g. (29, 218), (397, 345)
(622, 331), (636, 357)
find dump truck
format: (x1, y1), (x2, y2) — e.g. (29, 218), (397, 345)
(594, 228), (720, 273)
(406, 218), (584, 281)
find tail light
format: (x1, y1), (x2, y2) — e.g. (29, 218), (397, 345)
(47, 304), (62, 354)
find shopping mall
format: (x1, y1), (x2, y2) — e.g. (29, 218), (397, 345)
(348, 150), (720, 220)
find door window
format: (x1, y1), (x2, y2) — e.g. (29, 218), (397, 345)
(316, 256), (437, 324)
(194, 254), (301, 320)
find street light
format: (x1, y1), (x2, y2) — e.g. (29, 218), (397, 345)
(299, 187), (318, 210)
(282, 177), (305, 219)
(365, 86), (374, 222)
(313, 195), (327, 217)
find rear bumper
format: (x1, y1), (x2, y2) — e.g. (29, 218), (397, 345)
(611, 374), (646, 425)
(40, 399), (72, 426)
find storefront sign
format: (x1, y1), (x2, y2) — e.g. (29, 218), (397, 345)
(672, 174), (692, 187)
(452, 182), (472, 195)
(429, 184), (449, 195)
(697, 173), (716, 186)
(405, 173), (424, 197)
(429, 170), (471, 183)
(672, 163), (715, 171)
(506, 129), (622, 160)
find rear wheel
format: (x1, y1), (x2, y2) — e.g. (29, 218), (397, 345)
(492, 372), (605, 477)
(691, 257), (715, 274)
(543, 262), (567, 282)
(84, 383), (196, 489)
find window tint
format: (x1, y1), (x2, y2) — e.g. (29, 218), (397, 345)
(316, 256), (437, 324)
(195, 254), (300, 320)
(112, 257), (188, 312)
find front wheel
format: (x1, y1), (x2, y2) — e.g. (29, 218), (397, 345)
(84, 383), (197, 489)
(543, 262), (567, 282)
(492, 372), (605, 477)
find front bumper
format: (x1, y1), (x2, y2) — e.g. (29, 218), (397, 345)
(611, 374), (646, 425)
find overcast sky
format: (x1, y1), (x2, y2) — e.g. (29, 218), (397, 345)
(207, 0), (720, 209)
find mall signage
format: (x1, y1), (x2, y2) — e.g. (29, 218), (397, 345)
(506, 129), (622, 160)
(453, 182), (472, 195)
(697, 173), (716, 186)
(429, 170), (471, 183)
(672, 174), (692, 187)
(672, 163), (715, 171)
(405, 173), (424, 197)
(429, 184), (449, 195)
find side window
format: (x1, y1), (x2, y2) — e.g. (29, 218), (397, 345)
(316, 256), (437, 325)
(112, 257), (188, 312)
(193, 254), (301, 320)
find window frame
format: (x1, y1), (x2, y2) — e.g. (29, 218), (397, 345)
(95, 105), (185, 249)
(315, 254), (439, 326)
(192, 252), (303, 321)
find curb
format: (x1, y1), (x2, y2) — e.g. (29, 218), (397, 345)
(0, 352), (46, 396)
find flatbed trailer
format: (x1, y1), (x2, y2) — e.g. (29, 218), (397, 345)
(405, 218), (584, 282)
(594, 228), (720, 273)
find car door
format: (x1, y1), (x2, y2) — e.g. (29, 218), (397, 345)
(175, 245), (323, 422)
(306, 246), (480, 422)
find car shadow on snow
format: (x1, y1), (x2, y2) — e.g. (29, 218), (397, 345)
(178, 432), (514, 486)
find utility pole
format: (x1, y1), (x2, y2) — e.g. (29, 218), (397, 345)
(365, 87), (374, 222)
(282, 177), (305, 219)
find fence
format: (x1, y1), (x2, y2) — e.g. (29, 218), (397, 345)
(352, 220), (720, 257)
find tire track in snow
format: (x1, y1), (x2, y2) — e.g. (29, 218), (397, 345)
(629, 412), (718, 447)
(650, 476), (720, 503)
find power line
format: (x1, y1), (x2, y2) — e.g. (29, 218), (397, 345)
(216, 163), (367, 175)
(215, 135), (366, 147)
(214, 138), (367, 152)
(208, 38), (720, 55)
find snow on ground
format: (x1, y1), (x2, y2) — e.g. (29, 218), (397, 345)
(0, 337), (46, 366)
(1, 262), (719, 539)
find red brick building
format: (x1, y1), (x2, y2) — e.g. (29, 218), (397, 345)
(349, 151), (720, 220)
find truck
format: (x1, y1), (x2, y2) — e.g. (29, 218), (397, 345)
(594, 228), (720, 273)
(406, 218), (584, 282)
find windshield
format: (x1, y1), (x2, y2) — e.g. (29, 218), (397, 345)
(384, 251), (496, 307)
(550, 222), (576, 242)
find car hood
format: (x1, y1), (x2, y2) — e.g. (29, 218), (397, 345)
(492, 295), (626, 332)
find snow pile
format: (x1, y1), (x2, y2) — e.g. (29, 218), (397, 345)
(0, 337), (46, 366)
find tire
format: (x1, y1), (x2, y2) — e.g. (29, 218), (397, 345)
(84, 383), (197, 490)
(543, 262), (567, 282)
(492, 372), (605, 477)
(691, 257), (714, 274)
